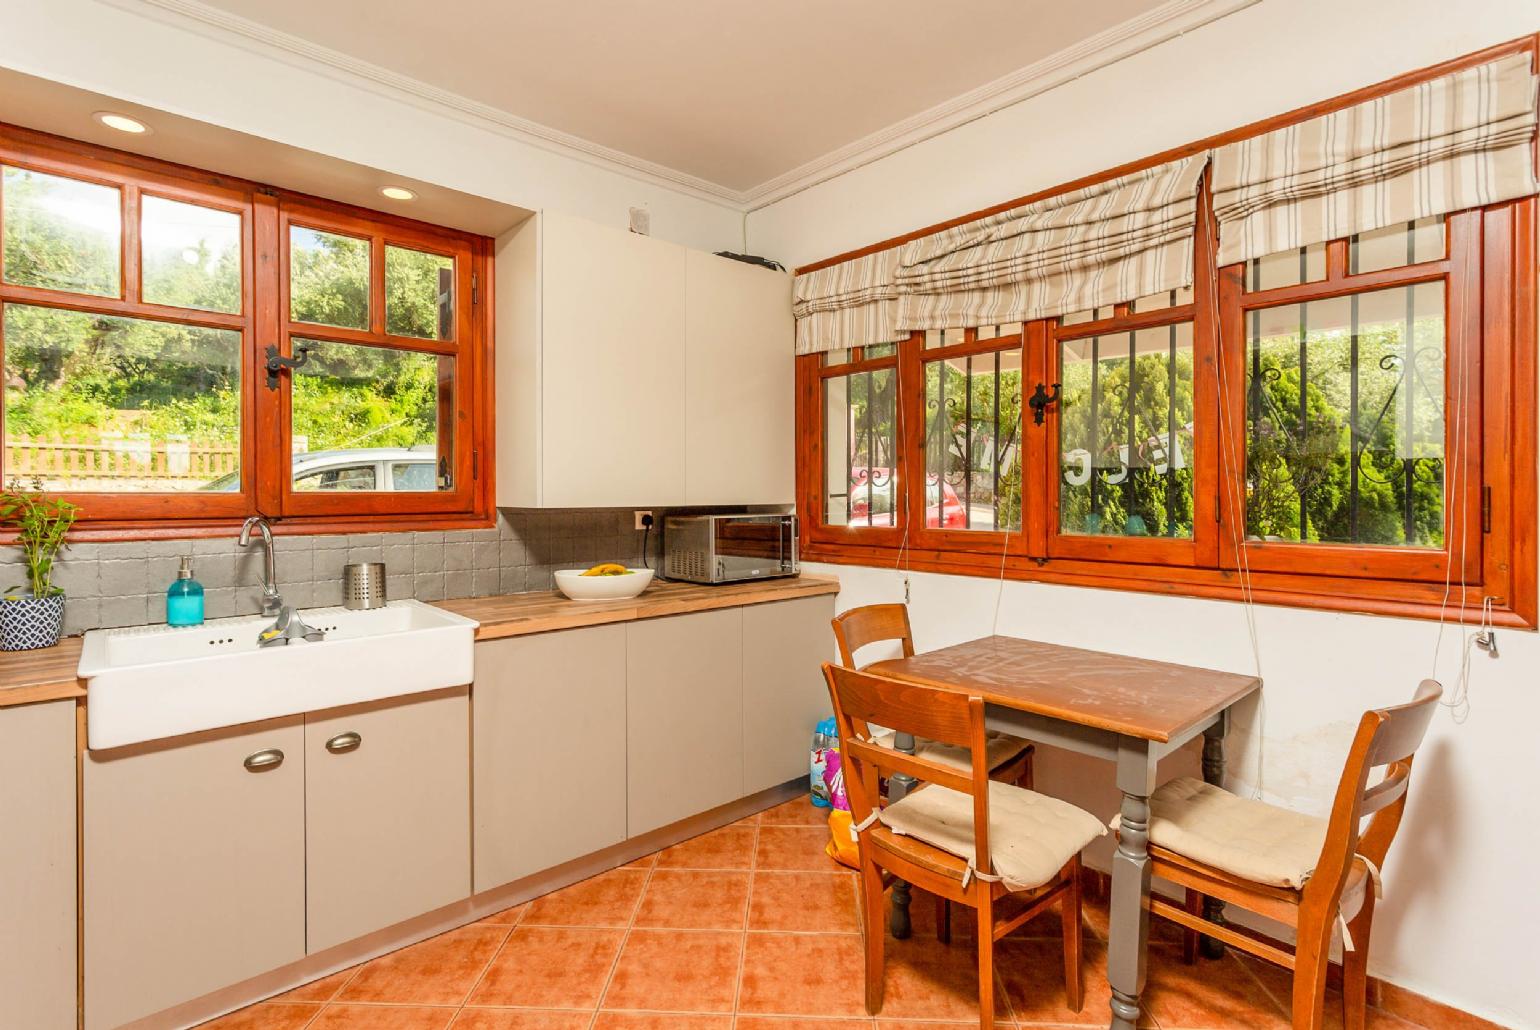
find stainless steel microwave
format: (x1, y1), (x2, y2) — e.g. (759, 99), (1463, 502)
(663, 513), (799, 584)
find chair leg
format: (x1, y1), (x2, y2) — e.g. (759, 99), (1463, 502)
(1018, 748), (1034, 790)
(1060, 856), (1084, 1013)
(860, 857), (887, 1015)
(1181, 888), (1204, 964)
(936, 894), (952, 944)
(1290, 909), (1335, 1030)
(976, 889), (996, 1030)
(1342, 894), (1376, 1030)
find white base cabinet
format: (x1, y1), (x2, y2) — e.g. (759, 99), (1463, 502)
(472, 594), (837, 891)
(306, 688), (470, 952)
(85, 691), (471, 1027)
(84, 718), (307, 1030)
(1, 700), (79, 1030)
(742, 596), (842, 794)
(473, 626), (628, 891)
(626, 609), (745, 836)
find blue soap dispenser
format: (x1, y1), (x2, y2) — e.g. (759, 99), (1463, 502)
(167, 556), (205, 626)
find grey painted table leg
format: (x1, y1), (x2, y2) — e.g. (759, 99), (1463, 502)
(1199, 713), (1229, 959)
(887, 730), (917, 940)
(1108, 739), (1156, 1030)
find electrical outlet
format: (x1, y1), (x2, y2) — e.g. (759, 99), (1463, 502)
(634, 510), (653, 531)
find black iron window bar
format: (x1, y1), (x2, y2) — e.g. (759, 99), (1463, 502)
(1067, 295), (1188, 537)
(1245, 224), (1444, 545)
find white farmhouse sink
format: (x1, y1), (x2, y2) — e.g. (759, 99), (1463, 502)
(79, 600), (479, 750)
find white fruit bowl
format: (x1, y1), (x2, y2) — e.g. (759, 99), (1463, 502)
(553, 568), (655, 601)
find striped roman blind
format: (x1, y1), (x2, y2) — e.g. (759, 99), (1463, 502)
(892, 155), (1207, 331)
(1212, 52), (1540, 266)
(792, 249), (901, 356)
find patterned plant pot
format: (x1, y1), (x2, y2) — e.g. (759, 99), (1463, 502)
(0, 593), (66, 651)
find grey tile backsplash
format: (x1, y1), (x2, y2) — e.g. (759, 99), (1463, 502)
(0, 508), (658, 636)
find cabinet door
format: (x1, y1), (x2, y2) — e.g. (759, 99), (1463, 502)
(540, 210), (687, 506)
(0, 700), (76, 1030)
(84, 717), (305, 1030)
(305, 688), (470, 953)
(742, 596), (839, 795)
(626, 609), (744, 835)
(473, 626), (628, 892)
(683, 249), (795, 505)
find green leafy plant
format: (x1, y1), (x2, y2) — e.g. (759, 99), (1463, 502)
(0, 479), (78, 598)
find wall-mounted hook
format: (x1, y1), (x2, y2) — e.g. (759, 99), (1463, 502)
(265, 344), (311, 390)
(1028, 382), (1061, 426)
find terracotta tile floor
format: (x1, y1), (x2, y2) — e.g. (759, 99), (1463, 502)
(201, 797), (1435, 1029)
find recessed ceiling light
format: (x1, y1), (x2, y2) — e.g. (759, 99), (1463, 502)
(94, 112), (149, 134)
(380, 186), (416, 201)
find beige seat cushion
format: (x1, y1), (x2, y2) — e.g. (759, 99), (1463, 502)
(873, 730), (1031, 774)
(879, 780), (1106, 892)
(1141, 777), (1328, 890)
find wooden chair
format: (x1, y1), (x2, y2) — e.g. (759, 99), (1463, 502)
(1140, 679), (1443, 1030)
(823, 662), (1106, 1030)
(831, 604), (1035, 789)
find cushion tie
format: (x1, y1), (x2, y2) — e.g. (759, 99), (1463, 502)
(960, 861), (1003, 891)
(849, 809), (881, 842)
(1336, 854), (1385, 952)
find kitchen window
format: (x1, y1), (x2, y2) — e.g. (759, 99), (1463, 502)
(796, 196), (1534, 626)
(0, 125), (492, 533)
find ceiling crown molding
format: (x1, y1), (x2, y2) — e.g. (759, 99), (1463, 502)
(112, 0), (1256, 213)
(741, 0), (1260, 210)
(113, 0), (746, 207)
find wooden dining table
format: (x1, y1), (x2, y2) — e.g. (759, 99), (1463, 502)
(869, 634), (1262, 1030)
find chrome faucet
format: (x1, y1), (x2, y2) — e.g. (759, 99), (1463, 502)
(238, 516), (324, 647)
(238, 515), (282, 615)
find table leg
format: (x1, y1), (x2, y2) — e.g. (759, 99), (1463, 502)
(1199, 713), (1229, 959)
(887, 730), (917, 940)
(1108, 740), (1156, 1030)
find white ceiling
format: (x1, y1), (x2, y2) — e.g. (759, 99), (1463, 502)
(187, 0), (1171, 195)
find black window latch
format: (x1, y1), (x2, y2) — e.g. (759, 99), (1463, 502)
(1028, 382), (1061, 425)
(265, 344), (312, 390)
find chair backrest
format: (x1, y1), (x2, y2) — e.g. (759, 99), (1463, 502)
(1306, 678), (1443, 908)
(821, 662), (995, 873)
(831, 603), (915, 669)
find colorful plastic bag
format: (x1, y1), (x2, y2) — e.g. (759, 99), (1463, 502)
(825, 809), (859, 869)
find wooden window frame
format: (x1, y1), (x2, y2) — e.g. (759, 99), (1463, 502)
(793, 35), (1538, 628)
(1216, 211), (1482, 586)
(0, 123), (495, 538)
(905, 326), (1028, 557)
(804, 345), (906, 551)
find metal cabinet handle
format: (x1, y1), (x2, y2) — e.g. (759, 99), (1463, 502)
(325, 731), (362, 755)
(244, 748), (285, 772)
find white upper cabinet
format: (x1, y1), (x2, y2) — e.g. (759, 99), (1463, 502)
(497, 211), (792, 507)
(683, 248), (794, 505)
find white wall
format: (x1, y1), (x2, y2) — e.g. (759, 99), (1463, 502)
(754, 2), (1540, 1025)
(0, 0), (745, 253)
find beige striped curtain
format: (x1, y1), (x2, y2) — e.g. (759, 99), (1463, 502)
(792, 249), (901, 356)
(892, 155), (1207, 331)
(1212, 52), (1540, 265)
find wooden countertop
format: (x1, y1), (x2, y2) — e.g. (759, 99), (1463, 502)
(0, 635), (86, 708)
(0, 575), (841, 708)
(436, 575), (841, 641)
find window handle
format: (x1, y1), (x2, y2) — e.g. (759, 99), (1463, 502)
(265, 344), (312, 390)
(1028, 382), (1061, 426)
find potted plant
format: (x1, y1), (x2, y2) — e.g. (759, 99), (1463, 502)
(0, 480), (78, 651)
